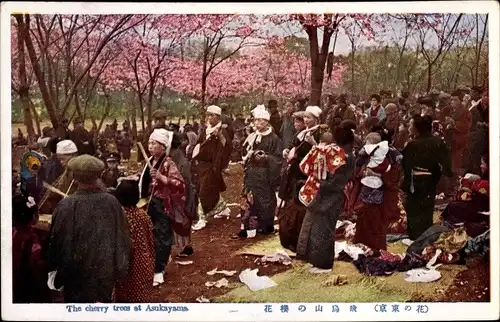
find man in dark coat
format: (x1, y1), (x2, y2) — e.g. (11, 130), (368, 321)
(268, 99), (282, 136)
(70, 118), (96, 156)
(464, 89), (489, 175)
(46, 155), (131, 303)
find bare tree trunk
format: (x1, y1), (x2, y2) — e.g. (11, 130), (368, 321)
(16, 19), (36, 139)
(201, 40), (209, 111)
(130, 95), (138, 140)
(97, 90), (112, 134)
(351, 44), (355, 96)
(426, 65), (432, 92)
(474, 14), (488, 86)
(29, 99), (41, 136)
(15, 14), (59, 129)
(307, 22), (334, 106)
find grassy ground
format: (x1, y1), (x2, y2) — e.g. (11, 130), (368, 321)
(216, 236), (465, 303)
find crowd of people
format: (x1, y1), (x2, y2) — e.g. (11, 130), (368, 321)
(12, 85), (490, 303)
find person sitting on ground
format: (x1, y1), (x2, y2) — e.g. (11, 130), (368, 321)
(441, 154), (489, 237)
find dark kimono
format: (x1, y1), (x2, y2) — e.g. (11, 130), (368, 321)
(38, 156), (64, 186)
(101, 168), (124, 188)
(46, 186), (131, 303)
(170, 149), (198, 247)
(38, 170), (76, 215)
(269, 111), (283, 137)
(243, 131), (283, 233)
(20, 151), (46, 203)
(296, 153), (355, 269)
(278, 128), (323, 252)
(13, 226), (52, 303)
(402, 134), (452, 240)
(70, 128), (96, 156)
(280, 114), (295, 150)
(118, 137), (133, 160)
(193, 123), (229, 217)
(463, 103), (489, 175)
(139, 154), (186, 273)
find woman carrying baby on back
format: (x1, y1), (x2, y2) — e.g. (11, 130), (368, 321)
(352, 125), (403, 250)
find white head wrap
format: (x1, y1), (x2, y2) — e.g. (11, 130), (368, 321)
(364, 141), (390, 168)
(206, 105), (222, 116)
(149, 129), (174, 155)
(252, 104), (267, 115)
(56, 140), (78, 155)
(253, 108), (270, 121)
(305, 105), (322, 119)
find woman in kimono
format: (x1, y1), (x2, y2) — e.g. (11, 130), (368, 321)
(402, 115), (453, 241)
(278, 105), (325, 252)
(296, 125), (355, 273)
(12, 194), (52, 303)
(353, 125), (403, 250)
(170, 132), (197, 258)
(191, 105), (231, 231)
(138, 128), (186, 287)
(234, 107), (283, 238)
(441, 154), (489, 237)
(113, 179), (155, 302)
(19, 150), (45, 202)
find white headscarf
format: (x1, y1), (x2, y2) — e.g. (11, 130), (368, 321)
(305, 105), (322, 119)
(56, 140), (78, 154)
(149, 129), (174, 155)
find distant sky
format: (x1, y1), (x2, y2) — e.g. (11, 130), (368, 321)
(230, 13), (489, 55)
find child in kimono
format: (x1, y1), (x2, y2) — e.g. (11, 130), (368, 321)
(356, 132), (391, 205)
(298, 132), (347, 207)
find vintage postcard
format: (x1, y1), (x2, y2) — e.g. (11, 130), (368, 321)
(1, 1), (498, 321)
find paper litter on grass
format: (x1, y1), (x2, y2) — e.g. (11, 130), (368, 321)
(239, 268), (277, 292)
(257, 250), (292, 265)
(195, 296), (210, 303)
(207, 268), (237, 277)
(404, 268), (441, 283)
(175, 260), (193, 265)
(205, 278), (229, 288)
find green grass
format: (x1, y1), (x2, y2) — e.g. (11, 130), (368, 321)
(217, 235), (465, 303)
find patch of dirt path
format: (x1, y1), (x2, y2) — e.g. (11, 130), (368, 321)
(152, 165), (289, 303)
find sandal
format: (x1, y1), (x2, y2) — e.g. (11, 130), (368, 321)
(176, 246), (194, 258)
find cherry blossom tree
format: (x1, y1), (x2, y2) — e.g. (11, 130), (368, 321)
(186, 14), (263, 109)
(13, 13), (147, 131)
(270, 14), (379, 105)
(108, 15), (198, 134)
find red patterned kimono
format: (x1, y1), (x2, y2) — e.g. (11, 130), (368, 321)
(153, 157), (188, 239)
(114, 207), (155, 303)
(298, 144), (347, 206)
